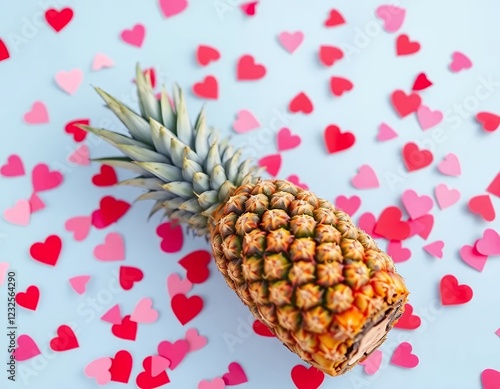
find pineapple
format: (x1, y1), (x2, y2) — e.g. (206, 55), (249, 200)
(82, 65), (409, 376)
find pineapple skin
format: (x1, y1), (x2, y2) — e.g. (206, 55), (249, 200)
(209, 180), (409, 376)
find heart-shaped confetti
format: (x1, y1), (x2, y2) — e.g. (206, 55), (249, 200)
(375, 206), (410, 241)
(476, 229), (500, 256)
(252, 320), (275, 337)
(109, 350), (133, 383)
(111, 315), (138, 341)
(119, 266), (144, 290)
(158, 339), (190, 370)
(159, 0), (188, 18)
(437, 153), (461, 176)
(237, 55), (266, 81)
(94, 232), (125, 261)
(199, 378), (225, 389)
(185, 328), (208, 351)
(277, 128), (301, 151)
(196, 45), (220, 66)
(476, 112), (500, 132)
(435, 183), (461, 210)
(324, 9), (345, 27)
(32, 163), (63, 192)
(136, 356), (170, 388)
(391, 90), (421, 118)
(390, 342), (419, 368)
(29, 193), (45, 213)
(55, 69), (84, 95)
(1, 155), (25, 177)
(358, 212), (382, 238)
(150, 356), (170, 376)
(330, 76), (353, 97)
(14, 335), (41, 361)
(278, 31), (304, 54)
(68, 144), (90, 166)
(171, 294), (203, 325)
(121, 24), (146, 47)
(481, 369), (500, 389)
(0, 39), (10, 61)
(408, 214), (434, 240)
(394, 304), (421, 330)
(460, 244), (488, 272)
(50, 325), (79, 352)
(286, 174), (308, 190)
(402, 142), (433, 172)
(324, 125), (356, 154)
(440, 275), (473, 305)
(0, 262), (8, 286)
(223, 362), (249, 386)
(377, 123), (398, 141)
(468, 195), (496, 221)
(23, 101), (49, 124)
(101, 304), (122, 325)
(387, 240), (411, 263)
(240, 2), (258, 16)
(376, 6), (406, 33)
(131, 298), (159, 324)
(423, 241), (444, 259)
(359, 350), (383, 375)
(487, 173), (500, 198)
(334, 195), (361, 217)
(396, 34), (420, 56)
(193, 76), (219, 99)
(85, 358), (112, 385)
(449, 51), (472, 72)
(351, 165), (379, 189)
(92, 165), (118, 186)
(289, 92), (313, 114)
(167, 273), (193, 298)
(91, 196), (131, 228)
(65, 216), (92, 241)
(3, 199), (30, 226)
(318, 45), (343, 66)
(233, 109), (260, 133)
(16, 285), (40, 311)
(259, 154), (282, 177)
(30, 235), (62, 266)
(291, 365), (324, 389)
(69, 275), (91, 295)
(402, 189), (433, 220)
(417, 104), (443, 130)
(179, 250), (211, 284)
(45, 8), (74, 32)
(412, 72), (433, 91)
(64, 119), (89, 142)
(92, 53), (114, 71)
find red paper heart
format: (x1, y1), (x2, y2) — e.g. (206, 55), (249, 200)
(291, 365), (324, 389)
(258, 154), (282, 176)
(178, 250), (211, 284)
(408, 214), (434, 240)
(32, 164), (63, 192)
(45, 8), (74, 32)
(476, 112), (500, 132)
(394, 304), (421, 330)
(64, 119), (89, 142)
(289, 92), (313, 114)
(358, 212), (381, 238)
(237, 55), (266, 80)
(15, 286), (40, 311)
(192, 76), (218, 99)
(196, 45), (220, 66)
(468, 195), (496, 221)
(319, 45), (343, 66)
(324, 9), (345, 27)
(440, 275), (473, 305)
(390, 342), (419, 368)
(50, 325), (79, 351)
(110, 350), (133, 383)
(252, 320), (275, 337)
(119, 266), (144, 290)
(156, 221), (184, 253)
(91, 196), (131, 229)
(111, 315), (138, 341)
(330, 76), (353, 97)
(136, 356), (170, 389)
(412, 73), (432, 91)
(0, 39), (10, 61)
(402, 142), (433, 172)
(240, 1), (258, 16)
(92, 165), (118, 187)
(30, 235), (62, 266)
(324, 125), (355, 153)
(222, 362), (249, 385)
(277, 128), (301, 151)
(487, 172), (500, 198)
(374, 206), (410, 241)
(391, 90), (421, 117)
(396, 34), (421, 56)
(171, 294), (203, 325)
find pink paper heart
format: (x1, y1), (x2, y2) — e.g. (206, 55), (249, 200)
(94, 232), (125, 261)
(476, 228), (500, 256)
(286, 174), (308, 190)
(92, 53), (114, 71)
(159, 0), (188, 18)
(417, 104), (443, 130)
(233, 109), (260, 133)
(460, 243), (488, 272)
(375, 5), (406, 33)
(32, 163), (63, 192)
(65, 216), (92, 241)
(449, 51), (472, 72)
(495, 328), (500, 337)
(1, 155), (25, 177)
(68, 144), (90, 165)
(185, 328), (207, 352)
(3, 199), (31, 226)
(157, 339), (190, 370)
(29, 193), (45, 213)
(437, 153), (461, 176)
(481, 369), (500, 389)
(69, 275), (91, 295)
(14, 335), (41, 361)
(334, 195), (361, 217)
(359, 350), (382, 375)
(277, 31), (304, 53)
(435, 184), (461, 210)
(199, 378), (225, 389)
(84, 357), (112, 385)
(150, 355), (170, 377)
(387, 241), (411, 263)
(401, 189), (433, 220)
(0, 262), (9, 286)
(55, 69), (84, 95)
(377, 122), (398, 141)
(131, 297), (159, 324)
(351, 165), (380, 189)
(277, 128), (301, 151)
(23, 101), (49, 124)
(167, 273), (193, 298)
(222, 362), (248, 385)
(423, 241), (444, 259)
(358, 212), (382, 238)
(100, 304), (122, 324)
(390, 342), (419, 368)
(120, 24), (146, 47)
(258, 154), (281, 177)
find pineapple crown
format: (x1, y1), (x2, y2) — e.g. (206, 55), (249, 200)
(83, 65), (263, 236)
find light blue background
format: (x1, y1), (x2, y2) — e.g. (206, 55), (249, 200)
(1, 0), (500, 388)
